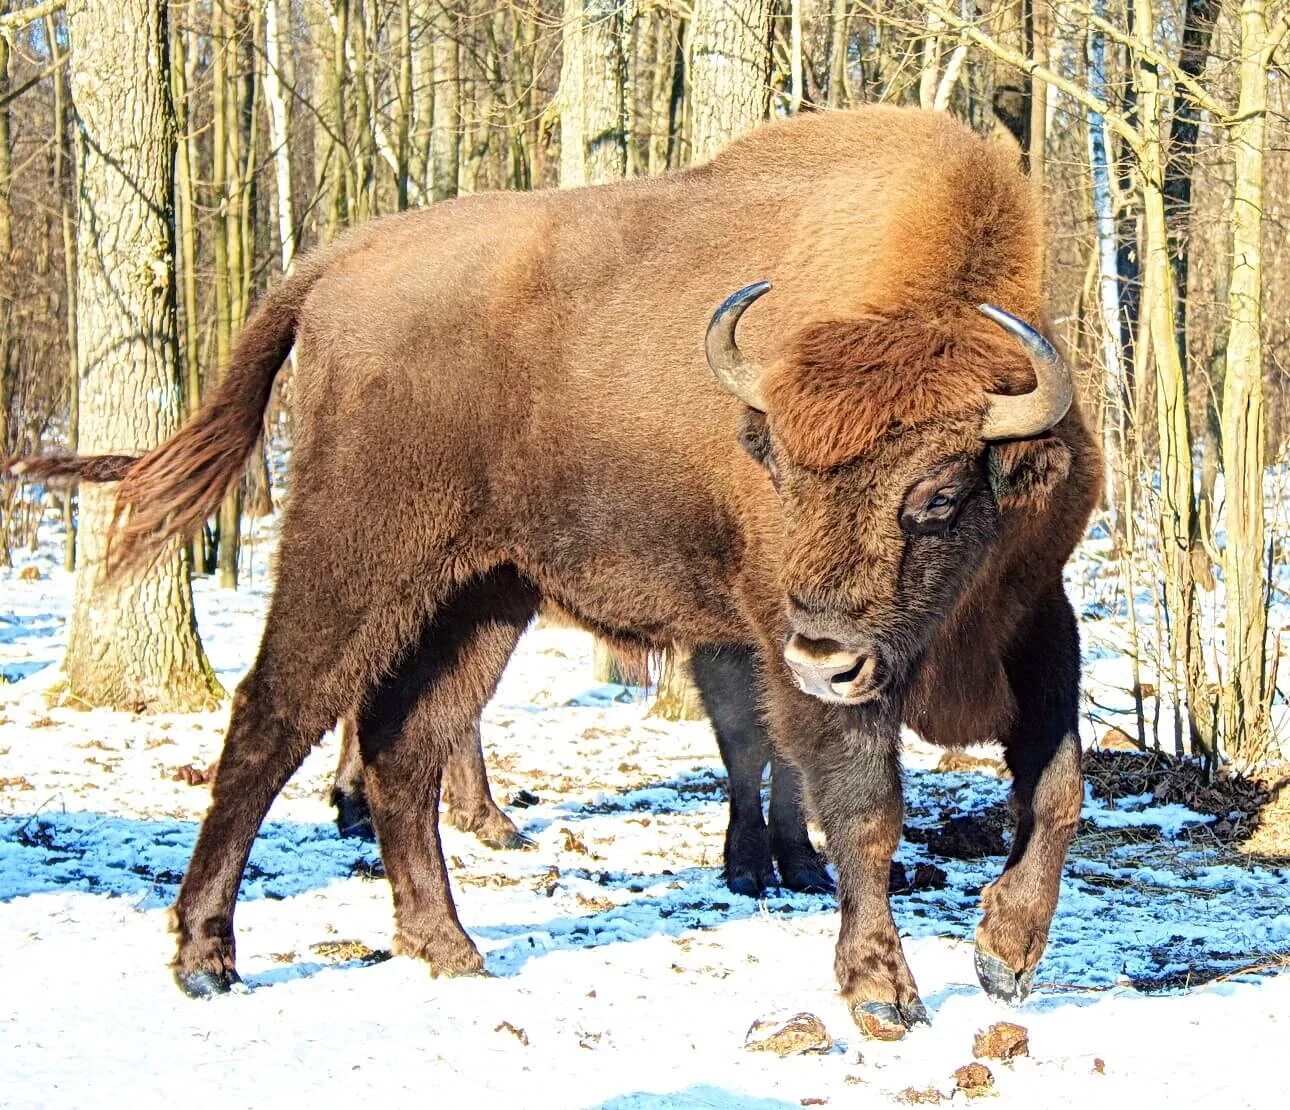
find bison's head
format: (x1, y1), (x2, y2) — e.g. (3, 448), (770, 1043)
(707, 283), (1074, 705)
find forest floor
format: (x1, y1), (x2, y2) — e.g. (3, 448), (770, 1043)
(2, 511), (1289, 1109)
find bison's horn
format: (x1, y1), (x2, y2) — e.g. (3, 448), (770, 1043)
(977, 304), (1074, 440)
(706, 281), (772, 411)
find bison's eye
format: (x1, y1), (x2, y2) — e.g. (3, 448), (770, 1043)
(900, 459), (979, 535)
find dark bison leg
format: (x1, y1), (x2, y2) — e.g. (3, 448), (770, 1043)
(765, 674), (925, 1040)
(767, 755), (833, 894)
(357, 569), (538, 976)
(331, 712), (530, 851)
(170, 558), (412, 997)
(691, 646), (773, 897)
(691, 646), (831, 896)
(975, 588), (1083, 1004)
(330, 715), (373, 839)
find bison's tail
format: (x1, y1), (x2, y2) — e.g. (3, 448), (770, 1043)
(2, 259), (323, 576)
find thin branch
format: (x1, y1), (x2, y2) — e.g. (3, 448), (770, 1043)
(0, 46), (66, 107)
(0, 0), (66, 38)
(913, 1), (1144, 151)
(1067, 3), (1227, 119)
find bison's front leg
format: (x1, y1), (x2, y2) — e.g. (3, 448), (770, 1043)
(975, 590), (1083, 1004)
(772, 691), (926, 1039)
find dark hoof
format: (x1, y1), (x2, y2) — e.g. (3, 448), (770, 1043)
(975, 947), (1036, 1005)
(175, 966), (243, 999)
(481, 829), (536, 851)
(333, 794), (375, 841)
(778, 861), (835, 895)
(850, 998), (930, 1041)
(726, 870), (771, 899)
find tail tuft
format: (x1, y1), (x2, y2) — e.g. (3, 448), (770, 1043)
(2, 453), (139, 484)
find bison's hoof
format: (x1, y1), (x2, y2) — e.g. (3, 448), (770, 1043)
(850, 998), (930, 1041)
(333, 797), (376, 841)
(725, 868), (773, 899)
(175, 966), (243, 999)
(974, 947), (1036, 1006)
(480, 827), (535, 851)
(778, 859), (835, 896)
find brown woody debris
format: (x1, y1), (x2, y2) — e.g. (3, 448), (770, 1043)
(936, 750), (1004, 774)
(895, 1087), (945, 1104)
(494, 1021), (529, 1046)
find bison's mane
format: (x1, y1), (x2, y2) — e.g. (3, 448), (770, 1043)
(762, 308), (1038, 469)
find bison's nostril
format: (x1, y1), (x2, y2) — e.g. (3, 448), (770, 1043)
(831, 657), (865, 685)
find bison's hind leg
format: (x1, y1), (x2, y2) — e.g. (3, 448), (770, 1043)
(330, 713), (529, 850)
(442, 729), (534, 851)
(357, 568), (538, 976)
(170, 562), (430, 997)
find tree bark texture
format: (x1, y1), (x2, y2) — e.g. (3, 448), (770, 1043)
(63, 0), (221, 711)
(687, 0), (772, 163)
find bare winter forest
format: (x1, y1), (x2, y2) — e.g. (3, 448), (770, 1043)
(1, 4), (1290, 1106)
(1, 0), (1287, 762)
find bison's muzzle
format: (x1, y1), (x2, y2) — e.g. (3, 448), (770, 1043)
(783, 633), (884, 703)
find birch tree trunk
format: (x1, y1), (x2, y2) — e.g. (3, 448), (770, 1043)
(63, 0), (222, 711)
(688, 0), (772, 163)
(1220, 0), (1279, 762)
(263, 0), (296, 271)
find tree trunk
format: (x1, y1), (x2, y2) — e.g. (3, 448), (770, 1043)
(263, 0), (296, 270)
(1134, 0), (1212, 760)
(687, 0), (772, 163)
(63, 0), (222, 711)
(172, 1), (201, 418)
(48, 7), (79, 571)
(1164, 0), (1219, 362)
(0, 0), (13, 471)
(429, 3), (460, 201)
(1220, 0), (1277, 763)
(789, 0), (804, 112)
(560, 1), (628, 187)
(1086, 9), (1125, 534)
(827, 0), (848, 107)
(648, 648), (705, 722)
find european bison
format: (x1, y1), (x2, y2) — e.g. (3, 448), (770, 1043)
(6, 105), (1100, 1039)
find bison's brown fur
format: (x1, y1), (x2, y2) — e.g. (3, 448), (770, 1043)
(5, 106), (1101, 1036)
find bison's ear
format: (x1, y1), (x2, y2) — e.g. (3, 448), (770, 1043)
(987, 436), (1072, 512)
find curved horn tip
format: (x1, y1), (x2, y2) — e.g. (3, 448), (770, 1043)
(977, 303), (1059, 359)
(977, 303), (1074, 440)
(706, 281), (773, 411)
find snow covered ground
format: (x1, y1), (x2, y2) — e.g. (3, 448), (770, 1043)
(2, 513), (1289, 1109)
